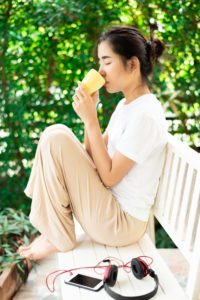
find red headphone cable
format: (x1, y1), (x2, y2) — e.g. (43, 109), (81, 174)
(46, 255), (154, 293)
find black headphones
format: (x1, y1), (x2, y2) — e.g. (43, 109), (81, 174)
(103, 257), (159, 300)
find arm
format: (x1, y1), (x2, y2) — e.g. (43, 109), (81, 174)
(85, 119), (134, 187)
(72, 82), (134, 187)
(84, 129), (108, 159)
(83, 88), (108, 158)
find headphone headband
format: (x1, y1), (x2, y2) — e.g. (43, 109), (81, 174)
(103, 258), (159, 300)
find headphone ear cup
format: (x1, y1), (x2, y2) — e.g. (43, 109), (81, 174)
(104, 265), (118, 287)
(131, 258), (145, 280)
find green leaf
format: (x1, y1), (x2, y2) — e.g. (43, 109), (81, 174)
(30, 259), (37, 272)
(24, 235), (29, 247)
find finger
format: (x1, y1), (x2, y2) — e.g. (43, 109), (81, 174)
(78, 81), (90, 98)
(91, 90), (99, 97)
(91, 90), (99, 104)
(74, 87), (86, 102)
(73, 94), (80, 104)
(75, 89), (85, 101)
(75, 87), (83, 96)
(72, 101), (77, 111)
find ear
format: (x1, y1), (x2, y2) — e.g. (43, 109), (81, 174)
(127, 56), (139, 72)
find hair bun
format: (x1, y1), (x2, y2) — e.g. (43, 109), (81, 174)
(147, 38), (165, 61)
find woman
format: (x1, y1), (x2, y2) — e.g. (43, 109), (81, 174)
(19, 26), (167, 260)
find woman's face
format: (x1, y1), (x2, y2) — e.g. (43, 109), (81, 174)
(98, 40), (133, 94)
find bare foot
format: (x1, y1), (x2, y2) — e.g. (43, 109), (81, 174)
(18, 235), (59, 260)
(18, 235), (43, 252)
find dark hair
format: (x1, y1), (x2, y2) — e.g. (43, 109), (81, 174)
(97, 26), (165, 82)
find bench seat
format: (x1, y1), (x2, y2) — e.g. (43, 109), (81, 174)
(58, 221), (188, 300)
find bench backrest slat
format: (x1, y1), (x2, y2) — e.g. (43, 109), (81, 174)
(170, 158), (187, 231)
(185, 171), (200, 251)
(165, 152), (180, 221)
(177, 164), (194, 244)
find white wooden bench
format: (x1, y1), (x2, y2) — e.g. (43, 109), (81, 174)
(57, 133), (200, 300)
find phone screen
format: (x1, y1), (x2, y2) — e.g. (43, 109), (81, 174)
(69, 274), (102, 288)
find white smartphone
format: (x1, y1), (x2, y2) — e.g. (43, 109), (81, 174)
(64, 273), (103, 292)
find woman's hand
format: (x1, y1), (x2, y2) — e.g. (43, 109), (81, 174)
(72, 82), (98, 126)
(90, 90), (99, 107)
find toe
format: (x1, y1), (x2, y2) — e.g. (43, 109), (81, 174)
(19, 251), (26, 258)
(18, 246), (31, 253)
(20, 250), (32, 259)
(18, 246), (26, 252)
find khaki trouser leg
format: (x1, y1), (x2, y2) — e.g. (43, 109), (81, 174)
(25, 124), (147, 252)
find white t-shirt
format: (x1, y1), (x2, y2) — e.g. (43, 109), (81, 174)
(106, 93), (168, 222)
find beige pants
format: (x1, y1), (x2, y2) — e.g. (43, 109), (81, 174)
(25, 124), (147, 252)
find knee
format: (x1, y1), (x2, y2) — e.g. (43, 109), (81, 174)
(41, 124), (73, 146)
(43, 124), (70, 135)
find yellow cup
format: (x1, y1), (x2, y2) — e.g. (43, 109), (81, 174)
(82, 69), (105, 94)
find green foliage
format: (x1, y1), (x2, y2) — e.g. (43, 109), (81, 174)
(0, 0), (122, 212)
(0, 208), (38, 280)
(118, 0), (200, 151)
(0, 0), (199, 221)
(155, 220), (176, 248)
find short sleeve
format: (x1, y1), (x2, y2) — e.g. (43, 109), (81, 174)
(105, 100), (123, 133)
(116, 113), (163, 163)
(105, 112), (115, 133)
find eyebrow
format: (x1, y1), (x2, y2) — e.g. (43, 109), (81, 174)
(98, 55), (112, 60)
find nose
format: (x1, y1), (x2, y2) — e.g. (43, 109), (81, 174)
(98, 65), (106, 78)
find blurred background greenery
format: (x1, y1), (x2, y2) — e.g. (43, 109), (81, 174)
(0, 0), (199, 247)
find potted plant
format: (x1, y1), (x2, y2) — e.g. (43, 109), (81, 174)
(0, 208), (38, 300)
